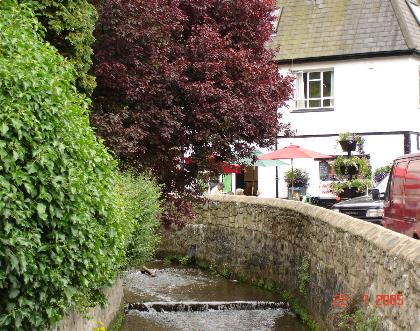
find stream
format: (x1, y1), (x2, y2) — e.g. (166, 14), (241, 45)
(122, 262), (309, 331)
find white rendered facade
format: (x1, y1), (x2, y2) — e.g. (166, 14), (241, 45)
(256, 55), (420, 198)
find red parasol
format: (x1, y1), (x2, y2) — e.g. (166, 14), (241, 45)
(258, 145), (331, 198)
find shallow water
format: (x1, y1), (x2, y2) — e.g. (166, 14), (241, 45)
(123, 264), (309, 331)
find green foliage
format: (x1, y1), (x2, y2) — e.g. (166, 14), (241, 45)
(338, 132), (352, 141)
(338, 308), (380, 331)
(237, 271), (247, 283)
(374, 165), (392, 175)
(284, 168), (310, 187)
(162, 255), (184, 266)
(262, 279), (275, 291)
(337, 132), (365, 154)
(333, 156), (370, 177)
(0, 3), (124, 329)
(163, 256), (174, 266)
(331, 179), (371, 194)
(338, 132), (364, 145)
(373, 165), (392, 183)
(331, 156), (371, 195)
(208, 259), (218, 274)
(220, 263), (232, 279)
(20, 0), (98, 95)
(179, 256), (189, 266)
(338, 132), (365, 154)
(114, 172), (162, 267)
(298, 256), (310, 294)
(106, 304), (125, 331)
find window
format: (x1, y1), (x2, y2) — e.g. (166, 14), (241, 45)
(407, 0), (420, 25)
(384, 166), (393, 201)
(294, 70), (334, 110)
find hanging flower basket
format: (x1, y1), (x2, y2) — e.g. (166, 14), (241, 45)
(337, 132), (365, 154)
(330, 179), (370, 199)
(334, 156), (370, 177)
(339, 187), (364, 199)
(339, 163), (358, 176)
(339, 140), (357, 152)
(347, 164), (358, 176)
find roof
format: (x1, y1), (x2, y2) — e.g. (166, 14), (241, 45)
(394, 152), (420, 161)
(271, 0), (420, 62)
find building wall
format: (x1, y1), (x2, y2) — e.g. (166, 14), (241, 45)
(258, 134), (409, 198)
(279, 55), (420, 134)
(255, 55), (420, 198)
(159, 196), (420, 331)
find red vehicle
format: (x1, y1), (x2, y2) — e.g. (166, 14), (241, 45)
(382, 153), (420, 239)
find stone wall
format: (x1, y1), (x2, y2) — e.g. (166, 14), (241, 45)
(50, 277), (123, 331)
(159, 195), (420, 331)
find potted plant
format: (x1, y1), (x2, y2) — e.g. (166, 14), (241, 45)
(373, 165), (392, 184)
(333, 156), (370, 177)
(284, 168), (309, 199)
(338, 132), (356, 152)
(284, 168), (309, 187)
(330, 179), (370, 199)
(337, 132), (365, 154)
(331, 156), (371, 199)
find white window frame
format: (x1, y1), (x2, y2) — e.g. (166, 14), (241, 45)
(294, 69), (334, 110)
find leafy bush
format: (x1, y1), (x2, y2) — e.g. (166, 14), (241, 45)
(373, 165), (391, 184)
(0, 3), (126, 329)
(284, 168), (309, 187)
(338, 308), (379, 331)
(115, 172), (162, 267)
(20, 0), (98, 95)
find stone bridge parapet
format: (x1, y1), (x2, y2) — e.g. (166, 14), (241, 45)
(159, 195), (420, 330)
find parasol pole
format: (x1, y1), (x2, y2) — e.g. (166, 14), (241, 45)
(291, 158), (294, 199)
(275, 140), (279, 198)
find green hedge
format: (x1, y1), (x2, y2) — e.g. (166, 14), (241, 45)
(19, 0), (98, 95)
(0, 2), (127, 329)
(115, 172), (162, 267)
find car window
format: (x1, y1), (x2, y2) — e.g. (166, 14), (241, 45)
(384, 167), (393, 201)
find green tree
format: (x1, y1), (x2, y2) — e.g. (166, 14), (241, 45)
(20, 0), (98, 95)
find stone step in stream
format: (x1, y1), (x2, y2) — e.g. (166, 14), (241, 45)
(125, 301), (289, 313)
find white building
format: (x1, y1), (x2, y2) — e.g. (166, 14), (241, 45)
(256, 0), (420, 200)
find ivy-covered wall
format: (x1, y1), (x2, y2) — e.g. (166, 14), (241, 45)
(19, 0), (98, 95)
(0, 2), (124, 329)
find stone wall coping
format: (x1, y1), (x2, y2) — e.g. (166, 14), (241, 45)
(204, 195), (420, 264)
